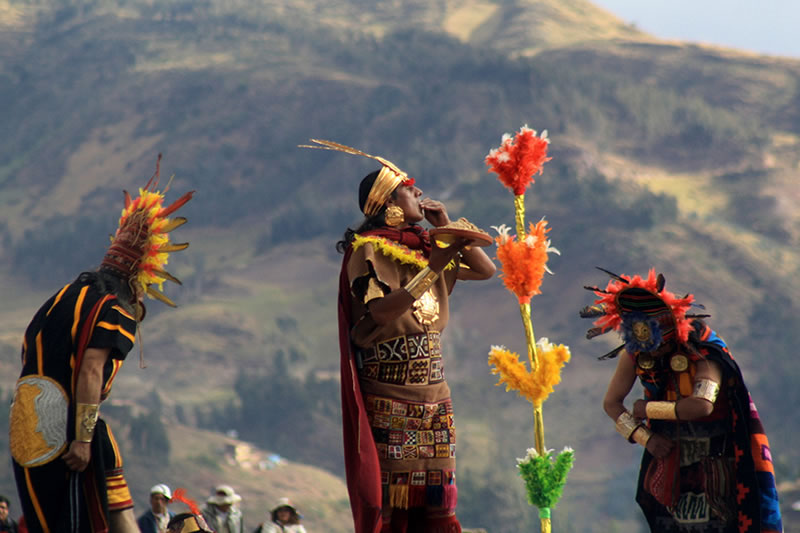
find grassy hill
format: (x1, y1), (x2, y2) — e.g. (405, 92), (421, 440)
(1, 0), (800, 530)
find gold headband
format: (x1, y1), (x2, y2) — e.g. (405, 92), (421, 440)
(299, 138), (410, 216)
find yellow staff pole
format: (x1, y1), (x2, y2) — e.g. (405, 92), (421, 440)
(514, 194), (550, 533)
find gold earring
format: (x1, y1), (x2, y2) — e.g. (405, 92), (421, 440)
(384, 205), (405, 227)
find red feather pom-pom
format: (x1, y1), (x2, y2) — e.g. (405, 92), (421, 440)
(485, 126), (551, 196)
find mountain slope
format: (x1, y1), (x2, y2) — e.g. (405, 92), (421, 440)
(1, 0), (799, 530)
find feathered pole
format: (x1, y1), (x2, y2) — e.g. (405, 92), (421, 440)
(485, 126), (573, 532)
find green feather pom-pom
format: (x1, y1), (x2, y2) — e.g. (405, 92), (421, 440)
(517, 447), (575, 510)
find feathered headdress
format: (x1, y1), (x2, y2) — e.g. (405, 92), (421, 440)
(101, 154), (194, 309)
(299, 139), (415, 216)
(580, 268), (708, 359)
(170, 489), (213, 533)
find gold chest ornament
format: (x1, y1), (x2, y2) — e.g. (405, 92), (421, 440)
(413, 289), (440, 326)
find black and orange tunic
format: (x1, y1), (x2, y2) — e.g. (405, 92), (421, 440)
(10, 272), (136, 533)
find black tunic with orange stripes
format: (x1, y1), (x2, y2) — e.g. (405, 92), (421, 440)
(9, 272), (136, 533)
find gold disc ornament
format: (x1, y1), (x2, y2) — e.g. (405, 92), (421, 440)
(670, 354), (689, 372)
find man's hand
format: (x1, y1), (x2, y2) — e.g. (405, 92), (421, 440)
(420, 197), (450, 228)
(63, 440), (92, 471)
(645, 433), (674, 458)
(428, 236), (467, 273)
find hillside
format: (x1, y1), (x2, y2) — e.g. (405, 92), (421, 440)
(1, 0), (800, 531)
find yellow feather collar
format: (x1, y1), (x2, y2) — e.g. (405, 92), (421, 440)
(352, 234), (455, 271)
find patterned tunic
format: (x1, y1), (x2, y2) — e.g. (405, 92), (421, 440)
(634, 322), (782, 533)
(347, 235), (460, 512)
(9, 273), (136, 533)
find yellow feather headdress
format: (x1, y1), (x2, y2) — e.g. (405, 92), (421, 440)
(101, 154), (194, 308)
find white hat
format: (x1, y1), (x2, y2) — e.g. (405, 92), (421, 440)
(207, 484), (242, 505)
(150, 484), (172, 500)
(270, 497), (297, 513)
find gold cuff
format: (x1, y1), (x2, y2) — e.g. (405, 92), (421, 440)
(631, 425), (653, 447)
(75, 403), (99, 442)
(645, 401), (678, 420)
(693, 378), (720, 403)
(404, 266), (439, 300)
(614, 411), (639, 441)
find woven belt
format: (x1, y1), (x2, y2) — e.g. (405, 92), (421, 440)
(356, 331), (444, 386)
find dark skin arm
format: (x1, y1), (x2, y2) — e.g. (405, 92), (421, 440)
(633, 358), (722, 420)
(62, 346), (110, 472)
(603, 351), (674, 458)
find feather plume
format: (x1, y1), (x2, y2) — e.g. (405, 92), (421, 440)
(595, 266), (629, 283)
(158, 190), (195, 218)
(299, 138), (405, 177)
(146, 286), (177, 307)
(579, 304), (606, 318)
(494, 219), (558, 304)
(171, 488), (201, 515)
(488, 340), (571, 406)
(157, 242), (189, 253)
(485, 126), (551, 196)
(598, 344), (625, 360)
(160, 217), (188, 233)
(585, 327), (607, 339)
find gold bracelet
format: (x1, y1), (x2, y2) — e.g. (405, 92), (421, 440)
(693, 378), (720, 403)
(631, 425), (653, 447)
(75, 403), (100, 442)
(645, 401), (678, 420)
(404, 266), (439, 300)
(614, 411), (639, 441)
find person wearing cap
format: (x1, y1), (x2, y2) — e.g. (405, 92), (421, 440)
(7, 161), (192, 533)
(138, 484), (176, 533)
(201, 485), (243, 533)
(254, 498), (306, 533)
(320, 139), (495, 533)
(582, 268), (783, 532)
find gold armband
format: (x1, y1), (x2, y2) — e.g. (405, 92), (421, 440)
(614, 411), (639, 442)
(631, 425), (653, 447)
(693, 378), (720, 403)
(404, 266), (439, 300)
(645, 401), (678, 420)
(75, 403), (99, 443)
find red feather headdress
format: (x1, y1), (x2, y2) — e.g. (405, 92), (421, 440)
(591, 268), (695, 342)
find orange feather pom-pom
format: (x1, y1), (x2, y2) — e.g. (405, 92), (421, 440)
(493, 220), (559, 304)
(485, 126), (551, 196)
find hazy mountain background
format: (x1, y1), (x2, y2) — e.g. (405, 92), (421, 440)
(1, 0), (799, 531)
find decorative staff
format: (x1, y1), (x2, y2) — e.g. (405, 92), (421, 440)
(485, 126), (574, 532)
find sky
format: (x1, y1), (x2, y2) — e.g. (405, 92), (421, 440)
(592, 0), (800, 59)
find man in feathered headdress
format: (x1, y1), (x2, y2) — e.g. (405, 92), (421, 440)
(582, 268), (782, 533)
(8, 156), (192, 533)
(306, 139), (496, 533)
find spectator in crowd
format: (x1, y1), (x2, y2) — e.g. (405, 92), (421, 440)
(254, 498), (306, 533)
(138, 484), (175, 533)
(0, 496), (19, 533)
(201, 485), (243, 533)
